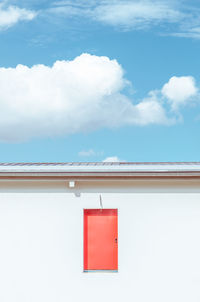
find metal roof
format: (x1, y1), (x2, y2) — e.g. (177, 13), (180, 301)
(0, 162), (200, 178)
(0, 162), (200, 167)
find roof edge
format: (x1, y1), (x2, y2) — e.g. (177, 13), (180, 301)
(1, 170), (200, 180)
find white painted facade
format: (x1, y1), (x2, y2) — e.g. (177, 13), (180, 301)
(0, 163), (200, 302)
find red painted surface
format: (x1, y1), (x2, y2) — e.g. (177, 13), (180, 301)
(84, 209), (118, 271)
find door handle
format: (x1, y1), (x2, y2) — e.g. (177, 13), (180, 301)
(115, 238), (118, 243)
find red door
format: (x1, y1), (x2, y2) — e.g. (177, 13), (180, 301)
(84, 209), (118, 272)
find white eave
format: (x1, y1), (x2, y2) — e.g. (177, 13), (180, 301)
(0, 162), (200, 179)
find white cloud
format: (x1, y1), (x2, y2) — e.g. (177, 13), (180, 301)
(78, 149), (104, 157)
(0, 53), (173, 142)
(134, 95), (172, 125)
(93, 1), (182, 30)
(49, 1), (200, 39)
(79, 149), (96, 157)
(161, 76), (198, 109)
(78, 149), (95, 157)
(0, 3), (36, 30)
(50, 0), (183, 31)
(172, 27), (200, 39)
(103, 156), (122, 162)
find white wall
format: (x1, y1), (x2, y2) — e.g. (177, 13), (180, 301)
(0, 179), (200, 302)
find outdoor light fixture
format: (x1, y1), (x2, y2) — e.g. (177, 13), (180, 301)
(69, 181), (75, 188)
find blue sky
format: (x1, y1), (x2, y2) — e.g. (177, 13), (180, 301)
(0, 0), (200, 162)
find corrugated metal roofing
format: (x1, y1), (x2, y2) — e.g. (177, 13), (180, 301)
(0, 162), (200, 174)
(0, 162), (200, 166)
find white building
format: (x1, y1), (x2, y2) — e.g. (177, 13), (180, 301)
(0, 162), (200, 302)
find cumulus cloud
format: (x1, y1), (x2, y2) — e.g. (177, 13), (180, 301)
(134, 96), (171, 125)
(0, 3), (36, 30)
(0, 53), (173, 142)
(161, 76), (198, 109)
(103, 156), (122, 162)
